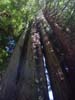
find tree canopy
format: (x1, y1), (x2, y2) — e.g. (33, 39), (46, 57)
(0, 0), (75, 71)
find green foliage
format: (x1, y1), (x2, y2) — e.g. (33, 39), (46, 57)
(0, 0), (40, 37)
(0, 0), (75, 71)
(0, 0), (41, 71)
(0, 48), (8, 70)
(46, 0), (75, 28)
(0, 0), (75, 36)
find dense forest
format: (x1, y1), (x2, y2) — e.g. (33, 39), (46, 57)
(0, 0), (75, 75)
(0, 0), (75, 100)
